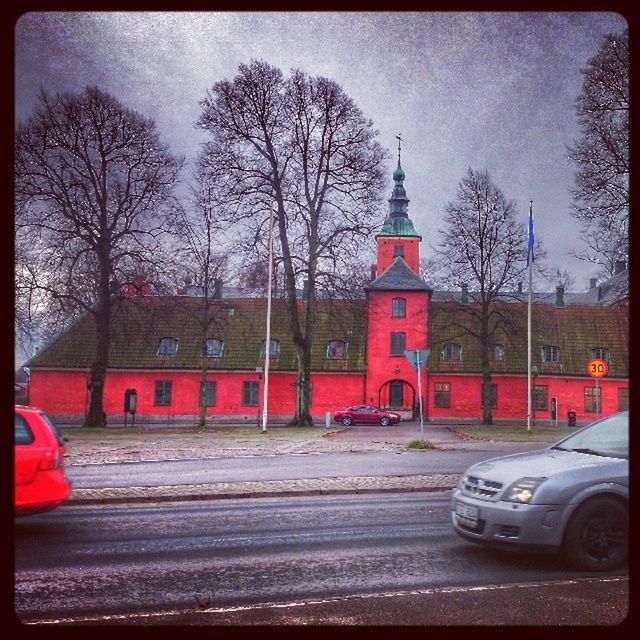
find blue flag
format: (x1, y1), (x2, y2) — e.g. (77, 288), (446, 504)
(527, 202), (535, 267)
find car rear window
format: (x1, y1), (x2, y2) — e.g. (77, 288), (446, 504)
(39, 413), (66, 446)
(15, 414), (34, 445)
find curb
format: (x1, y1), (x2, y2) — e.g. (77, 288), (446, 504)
(66, 474), (460, 505)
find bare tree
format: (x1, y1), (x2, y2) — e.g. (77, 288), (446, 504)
(173, 168), (230, 427)
(197, 60), (386, 426)
(434, 168), (527, 424)
(15, 87), (182, 427)
(568, 29), (629, 276)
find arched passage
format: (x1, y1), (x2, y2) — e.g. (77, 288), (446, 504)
(378, 379), (416, 416)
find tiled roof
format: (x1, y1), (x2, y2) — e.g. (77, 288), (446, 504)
(26, 291), (628, 378)
(26, 297), (368, 372)
(427, 301), (628, 377)
(367, 257), (433, 292)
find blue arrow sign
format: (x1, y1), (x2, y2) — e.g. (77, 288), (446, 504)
(404, 349), (430, 371)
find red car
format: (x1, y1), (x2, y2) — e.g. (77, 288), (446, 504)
(15, 405), (72, 516)
(333, 405), (401, 427)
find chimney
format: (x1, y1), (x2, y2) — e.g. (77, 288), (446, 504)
(517, 282), (523, 294)
(302, 279), (310, 302)
(213, 278), (223, 300)
(589, 278), (597, 290)
(555, 285), (565, 308)
(598, 285), (603, 302)
(614, 260), (626, 275)
(461, 283), (469, 305)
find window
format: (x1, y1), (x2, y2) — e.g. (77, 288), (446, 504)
(618, 388), (629, 412)
(260, 339), (280, 358)
(584, 386), (601, 413)
(541, 345), (560, 363)
(202, 381), (216, 407)
(154, 380), (172, 406)
(392, 298), (406, 318)
(157, 337), (179, 357)
(393, 244), (404, 257)
(204, 338), (224, 357)
(15, 414), (34, 445)
(442, 342), (462, 362)
(481, 383), (498, 409)
(533, 385), (548, 411)
(243, 381), (259, 406)
(591, 347), (611, 362)
(327, 340), (348, 359)
(434, 382), (451, 408)
(390, 332), (406, 355)
(491, 344), (506, 362)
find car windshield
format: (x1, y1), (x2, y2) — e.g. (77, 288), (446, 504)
(552, 412), (628, 459)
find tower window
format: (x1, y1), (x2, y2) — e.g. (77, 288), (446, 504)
(390, 332), (406, 355)
(393, 244), (404, 257)
(392, 298), (406, 318)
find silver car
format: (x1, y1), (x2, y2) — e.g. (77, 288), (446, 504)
(451, 411), (628, 570)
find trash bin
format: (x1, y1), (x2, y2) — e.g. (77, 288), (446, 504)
(567, 411), (577, 427)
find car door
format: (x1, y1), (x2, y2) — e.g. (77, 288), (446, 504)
(15, 413), (43, 486)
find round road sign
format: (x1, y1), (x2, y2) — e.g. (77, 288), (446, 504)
(587, 358), (609, 378)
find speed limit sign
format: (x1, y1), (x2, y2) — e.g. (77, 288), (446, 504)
(587, 358), (609, 378)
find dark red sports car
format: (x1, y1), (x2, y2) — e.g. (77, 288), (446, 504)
(333, 405), (401, 426)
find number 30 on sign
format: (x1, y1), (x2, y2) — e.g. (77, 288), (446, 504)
(587, 358), (609, 378)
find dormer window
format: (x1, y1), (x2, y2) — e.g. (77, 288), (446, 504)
(541, 345), (560, 363)
(327, 340), (348, 359)
(491, 344), (506, 362)
(442, 342), (462, 362)
(204, 338), (224, 358)
(591, 347), (611, 362)
(392, 297), (406, 318)
(260, 339), (280, 358)
(157, 337), (179, 357)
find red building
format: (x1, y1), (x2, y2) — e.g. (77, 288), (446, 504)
(25, 155), (629, 425)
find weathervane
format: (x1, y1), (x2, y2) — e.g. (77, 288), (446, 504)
(396, 133), (402, 166)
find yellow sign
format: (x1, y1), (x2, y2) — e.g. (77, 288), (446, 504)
(587, 358), (609, 378)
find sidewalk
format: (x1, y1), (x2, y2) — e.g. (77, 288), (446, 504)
(61, 422), (553, 506)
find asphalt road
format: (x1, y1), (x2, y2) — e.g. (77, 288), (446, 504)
(66, 447), (539, 489)
(14, 492), (628, 625)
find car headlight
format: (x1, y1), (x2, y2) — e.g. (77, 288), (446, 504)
(503, 477), (547, 503)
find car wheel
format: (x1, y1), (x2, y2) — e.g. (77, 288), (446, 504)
(341, 417), (352, 426)
(562, 497), (628, 571)
(380, 417), (390, 426)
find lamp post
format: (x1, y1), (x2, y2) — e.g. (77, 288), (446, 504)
(255, 366), (262, 429)
(531, 365), (538, 427)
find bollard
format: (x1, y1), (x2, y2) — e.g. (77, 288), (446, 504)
(325, 412), (331, 428)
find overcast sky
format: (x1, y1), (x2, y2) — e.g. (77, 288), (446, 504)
(15, 11), (628, 290)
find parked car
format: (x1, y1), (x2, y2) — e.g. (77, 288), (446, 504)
(15, 405), (72, 516)
(451, 411), (628, 571)
(333, 405), (401, 426)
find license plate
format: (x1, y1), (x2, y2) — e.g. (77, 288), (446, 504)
(455, 501), (479, 527)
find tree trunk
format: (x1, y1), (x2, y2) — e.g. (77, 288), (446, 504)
(290, 342), (314, 427)
(84, 304), (110, 428)
(198, 365), (208, 428)
(480, 306), (493, 425)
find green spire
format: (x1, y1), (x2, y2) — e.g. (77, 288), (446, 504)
(378, 134), (420, 237)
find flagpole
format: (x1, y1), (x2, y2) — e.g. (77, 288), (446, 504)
(262, 200), (275, 433)
(527, 201), (533, 433)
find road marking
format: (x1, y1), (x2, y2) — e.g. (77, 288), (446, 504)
(24, 576), (627, 625)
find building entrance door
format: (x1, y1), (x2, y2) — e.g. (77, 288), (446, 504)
(389, 380), (403, 407)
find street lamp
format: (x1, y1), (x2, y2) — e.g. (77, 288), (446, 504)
(531, 365), (538, 426)
(255, 366), (262, 429)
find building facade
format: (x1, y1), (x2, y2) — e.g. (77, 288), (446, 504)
(25, 156), (629, 425)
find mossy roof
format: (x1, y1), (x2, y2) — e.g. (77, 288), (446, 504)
(26, 296), (368, 372)
(26, 296), (628, 378)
